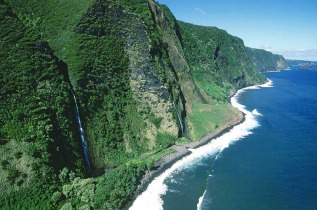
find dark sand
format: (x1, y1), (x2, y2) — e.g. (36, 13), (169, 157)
(125, 110), (244, 209)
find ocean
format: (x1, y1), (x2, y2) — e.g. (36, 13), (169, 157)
(130, 70), (317, 210)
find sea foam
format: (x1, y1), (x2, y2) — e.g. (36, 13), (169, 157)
(252, 109), (263, 117)
(197, 189), (207, 210)
(129, 80), (273, 210)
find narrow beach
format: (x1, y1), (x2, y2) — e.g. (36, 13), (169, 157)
(127, 79), (272, 209)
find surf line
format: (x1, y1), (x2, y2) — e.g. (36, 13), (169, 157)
(130, 79), (273, 210)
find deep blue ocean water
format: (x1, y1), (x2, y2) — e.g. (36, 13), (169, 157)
(161, 70), (317, 210)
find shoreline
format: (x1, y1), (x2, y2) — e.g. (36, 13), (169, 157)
(125, 94), (245, 209)
(125, 115), (244, 209)
(126, 79), (270, 209)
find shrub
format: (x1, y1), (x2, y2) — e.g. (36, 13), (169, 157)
(148, 113), (163, 129)
(156, 133), (176, 149)
(1, 160), (9, 169)
(51, 191), (62, 203)
(7, 168), (20, 183)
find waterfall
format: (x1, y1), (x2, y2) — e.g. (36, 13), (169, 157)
(172, 101), (184, 135)
(160, 58), (184, 135)
(71, 90), (91, 172)
(159, 58), (167, 74)
(159, 58), (164, 69)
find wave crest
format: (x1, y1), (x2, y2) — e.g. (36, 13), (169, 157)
(197, 190), (207, 210)
(252, 109), (263, 117)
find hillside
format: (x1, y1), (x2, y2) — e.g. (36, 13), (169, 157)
(178, 22), (265, 101)
(0, 2), (95, 208)
(1, 0), (266, 208)
(174, 21), (266, 138)
(246, 47), (289, 72)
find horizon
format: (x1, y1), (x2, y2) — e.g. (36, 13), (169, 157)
(157, 0), (317, 61)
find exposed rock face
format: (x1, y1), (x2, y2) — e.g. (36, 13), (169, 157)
(246, 47), (289, 72)
(73, 0), (180, 168)
(121, 3), (179, 144)
(148, 0), (207, 114)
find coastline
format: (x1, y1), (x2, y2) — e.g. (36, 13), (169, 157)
(134, 111), (243, 198)
(125, 114), (244, 209)
(126, 79), (270, 209)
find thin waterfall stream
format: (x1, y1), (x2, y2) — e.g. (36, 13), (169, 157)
(160, 57), (184, 135)
(172, 101), (184, 135)
(71, 90), (91, 172)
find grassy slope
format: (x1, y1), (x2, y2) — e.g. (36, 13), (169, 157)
(188, 103), (241, 140)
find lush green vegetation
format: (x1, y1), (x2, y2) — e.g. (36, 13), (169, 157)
(1, 0), (181, 208)
(4, 0), (182, 169)
(0, 1), (85, 208)
(55, 163), (145, 209)
(178, 21), (266, 103)
(1, 0), (269, 208)
(188, 103), (241, 140)
(5, 0), (94, 61)
(49, 146), (175, 209)
(246, 47), (288, 72)
(5, 0), (146, 169)
(117, 0), (160, 47)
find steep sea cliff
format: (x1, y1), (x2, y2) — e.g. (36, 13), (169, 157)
(246, 47), (289, 72)
(0, 0), (288, 208)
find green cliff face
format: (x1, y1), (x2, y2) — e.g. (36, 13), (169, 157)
(4, 0), (182, 170)
(177, 22), (266, 102)
(147, 3), (265, 139)
(246, 47), (289, 72)
(1, 0), (266, 208)
(0, 1), (85, 207)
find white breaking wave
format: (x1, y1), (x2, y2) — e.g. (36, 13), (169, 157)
(252, 109), (263, 117)
(197, 189), (207, 210)
(129, 80), (273, 210)
(261, 79), (273, 88)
